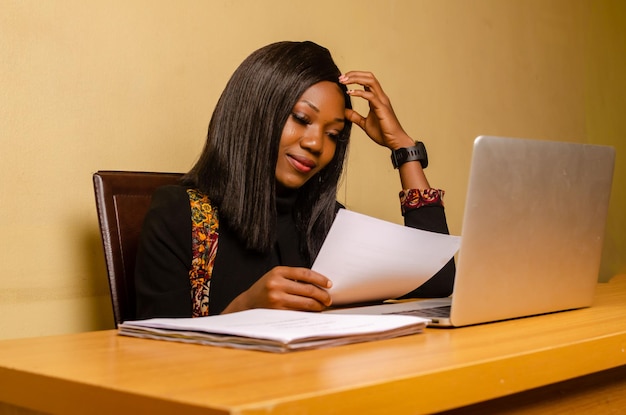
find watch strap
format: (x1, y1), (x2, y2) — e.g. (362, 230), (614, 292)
(390, 141), (428, 169)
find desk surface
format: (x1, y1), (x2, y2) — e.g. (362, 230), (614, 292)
(1, 276), (625, 415)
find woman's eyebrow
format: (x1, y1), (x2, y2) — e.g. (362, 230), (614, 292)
(301, 99), (320, 112)
(301, 100), (345, 124)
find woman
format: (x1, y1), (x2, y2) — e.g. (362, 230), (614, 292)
(134, 41), (454, 319)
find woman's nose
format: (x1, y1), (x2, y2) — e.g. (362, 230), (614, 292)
(300, 126), (324, 153)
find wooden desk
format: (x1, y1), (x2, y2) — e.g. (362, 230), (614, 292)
(1, 276), (625, 415)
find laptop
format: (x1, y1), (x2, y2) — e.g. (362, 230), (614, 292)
(326, 136), (615, 327)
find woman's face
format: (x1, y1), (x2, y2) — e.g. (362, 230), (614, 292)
(275, 81), (346, 192)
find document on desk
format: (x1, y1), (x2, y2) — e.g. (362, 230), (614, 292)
(118, 309), (429, 353)
(313, 209), (461, 305)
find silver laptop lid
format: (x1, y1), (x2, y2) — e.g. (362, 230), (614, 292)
(450, 136), (615, 326)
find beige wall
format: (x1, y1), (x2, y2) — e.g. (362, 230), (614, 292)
(1, 0), (624, 340)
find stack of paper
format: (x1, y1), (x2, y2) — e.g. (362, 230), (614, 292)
(118, 309), (429, 353)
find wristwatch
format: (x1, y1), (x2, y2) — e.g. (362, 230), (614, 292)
(390, 141), (428, 169)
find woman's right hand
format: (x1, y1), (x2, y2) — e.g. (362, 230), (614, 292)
(222, 266), (333, 314)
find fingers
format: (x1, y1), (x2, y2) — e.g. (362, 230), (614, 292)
(224, 267), (334, 314)
(283, 280), (332, 311)
(340, 70), (410, 149)
(339, 70), (392, 126)
(344, 108), (366, 129)
(281, 267), (333, 308)
(286, 267), (332, 289)
(257, 267), (333, 311)
(339, 71), (390, 104)
(340, 71), (381, 92)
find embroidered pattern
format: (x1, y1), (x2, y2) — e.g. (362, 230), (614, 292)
(399, 188), (445, 215)
(187, 189), (219, 317)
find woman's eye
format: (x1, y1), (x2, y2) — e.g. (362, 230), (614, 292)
(291, 113), (310, 125)
(327, 132), (340, 141)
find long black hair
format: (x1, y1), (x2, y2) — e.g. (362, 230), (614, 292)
(184, 41), (352, 262)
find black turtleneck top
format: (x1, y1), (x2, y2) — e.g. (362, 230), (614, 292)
(208, 191), (307, 315)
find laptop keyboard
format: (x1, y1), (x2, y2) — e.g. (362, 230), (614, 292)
(386, 305), (451, 318)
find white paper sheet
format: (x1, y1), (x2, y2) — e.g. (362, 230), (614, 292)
(312, 209), (461, 305)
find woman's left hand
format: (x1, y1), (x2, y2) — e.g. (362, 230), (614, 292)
(339, 71), (414, 150)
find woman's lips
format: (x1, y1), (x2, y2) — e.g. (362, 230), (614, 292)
(288, 154), (316, 173)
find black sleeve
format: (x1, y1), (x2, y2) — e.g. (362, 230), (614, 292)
(402, 205), (457, 298)
(134, 185), (193, 319)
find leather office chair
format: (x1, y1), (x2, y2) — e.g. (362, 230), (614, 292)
(93, 171), (184, 326)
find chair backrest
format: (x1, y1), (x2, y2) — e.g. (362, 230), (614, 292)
(93, 171), (184, 326)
